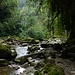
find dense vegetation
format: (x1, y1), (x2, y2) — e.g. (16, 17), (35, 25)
(0, 0), (49, 39)
(0, 0), (67, 39)
(0, 0), (22, 36)
(33, 0), (75, 41)
(0, 0), (75, 57)
(0, 0), (17, 22)
(0, 1), (75, 75)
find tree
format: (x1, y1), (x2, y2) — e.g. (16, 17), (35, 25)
(31, 0), (75, 58)
(0, 0), (22, 36)
(0, 0), (17, 22)
(18, 0), (50, 39)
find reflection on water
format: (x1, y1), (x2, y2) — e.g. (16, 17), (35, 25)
(16, 46), (28, 58)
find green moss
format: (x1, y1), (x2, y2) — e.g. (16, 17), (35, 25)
(48, 65), (65, 75)
(15, 56), (28, 64)
(0, 44), (12, 60)
(30, 39), (40, 44)
(34, 71), (42, 75)
(34, 64), (65, 75)
(28, 45), (40, 52)
(24, 38), (33, 43)
(43, 63), (53, 73)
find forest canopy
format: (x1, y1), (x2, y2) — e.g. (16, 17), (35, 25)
(0, 0), (75, 42)
(31, 0), (75, 42)
(0, 0), (17, 22)
(28, 0), (75, 58)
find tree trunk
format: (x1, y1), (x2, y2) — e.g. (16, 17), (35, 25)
(61, 21), (75, 58)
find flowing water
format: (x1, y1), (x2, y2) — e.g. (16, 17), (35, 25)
(16, 46), (28, 58)
(0, 46), (35, 75)
(0, 39), (63, 75)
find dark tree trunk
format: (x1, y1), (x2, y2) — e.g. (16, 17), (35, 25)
(61, 21), (75, 58)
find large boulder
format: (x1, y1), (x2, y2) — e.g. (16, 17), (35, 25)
(0, 44), (17, 60)
(14, 56), (28, 64)
(28, 45), (40, 53)
(41, 41), (49, 48)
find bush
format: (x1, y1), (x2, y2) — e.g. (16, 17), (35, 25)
(34, 64), (65, 75)
(19, 25), (50, 40)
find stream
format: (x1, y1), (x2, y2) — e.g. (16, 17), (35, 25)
(0, 38), (65, 75)
(0, 45), (37, 75)
(16, 46), (28, 58)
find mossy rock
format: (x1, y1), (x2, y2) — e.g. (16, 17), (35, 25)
(0, 44), (16, 60)
(30, 39), (40, 44)
(35, 62), (45, 69)
(45, 57), (55, 65)
(0, 59), (9, 67)
(15, 56), (28, 64)
(28, 45), (40, 52)
(5, 36), (15, 42)
(24, 38), (34, 43)
(41, 41), (49, 48)
(6, 42), (12, 45)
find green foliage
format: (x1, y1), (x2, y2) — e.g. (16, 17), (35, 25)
(0, 0), (69, 39)
(34, 64), (65, 75)
(48, 66), (65, 75)
(0, 9), (22, 36)
(19, 25), (50, 40)
(18, 0), (50, 39)
(34, 71), (42, 75)
(30, 0), (75, 37)
(0, 0), (17, 22)
(0, 0), (22, 36)
(53, 16), (66, 36)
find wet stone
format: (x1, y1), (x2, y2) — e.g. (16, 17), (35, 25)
(21, 62), (30, 68)
(0, 59), (9, 67)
